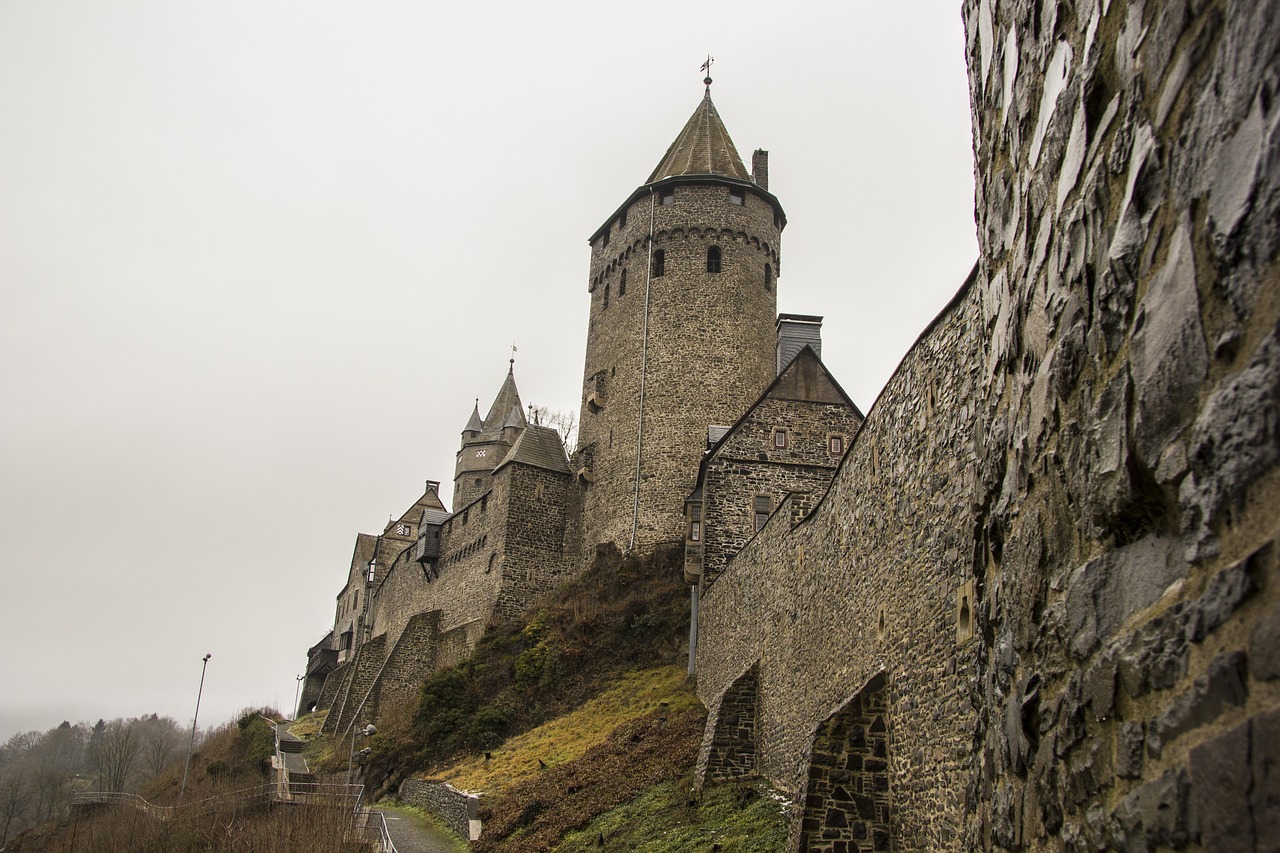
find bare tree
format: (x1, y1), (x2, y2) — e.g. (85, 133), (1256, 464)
(137, 714), (184, 778)
(0, 767), (28, 847)
(528, 404), (578, 450)
(87, 719), (140, 793)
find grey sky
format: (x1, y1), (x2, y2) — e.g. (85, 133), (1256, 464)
(0, 1), (977, 740)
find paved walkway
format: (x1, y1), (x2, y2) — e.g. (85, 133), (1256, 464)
(372, 806), (461, 853)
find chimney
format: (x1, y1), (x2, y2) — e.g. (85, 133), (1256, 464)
(751, 149), (769, 191)
(776, 314), (823, 374)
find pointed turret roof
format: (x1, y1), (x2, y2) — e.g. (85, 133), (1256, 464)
(463, 400), (484, 434)
(501, 404), (527, 431)
(482, 365), (523, 434)
(647, 91), (751, 183)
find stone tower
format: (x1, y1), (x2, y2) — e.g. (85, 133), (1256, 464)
(575, 84), (784, 555)
(454, 363), (526, 509)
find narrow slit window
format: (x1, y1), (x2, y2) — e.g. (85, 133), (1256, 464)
(619, 269), (627, 296)
(707, 246), (721, 274)
(653, 249), (665, 277)
(764, 264), (773, 292)
(603, 281), (610, 309)
(689, 521), (701, 542)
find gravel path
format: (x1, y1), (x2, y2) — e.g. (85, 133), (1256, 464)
(371, 806), (461, 853)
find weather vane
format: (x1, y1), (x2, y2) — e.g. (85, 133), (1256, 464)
(701, 55), (714, 88)
(510, 342), (517, 366)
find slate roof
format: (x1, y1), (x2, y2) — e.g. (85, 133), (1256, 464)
(481, 366), (523, 436)
(464, 401), (484, 434)
(647, 91), (752, 183)
(495, 424), (572, 475)
(501, 403), (527, 431)
(421, 508), (452, 525)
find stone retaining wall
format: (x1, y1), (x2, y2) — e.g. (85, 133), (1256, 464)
(398, 778), (480, 842)
(696, 0), (1280, 849)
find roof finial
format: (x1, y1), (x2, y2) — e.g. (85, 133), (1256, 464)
(701, 55), (714, 90)
(510, 342), (517, 368)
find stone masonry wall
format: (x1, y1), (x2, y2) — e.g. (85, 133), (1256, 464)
(576, 180), (780, 557)
(696, 0), (1280, 850)
(399, 778), (480, 842)
(494, 463), (575, 617)
(700, 397), (861, 587)
(697, 663), (760, 784)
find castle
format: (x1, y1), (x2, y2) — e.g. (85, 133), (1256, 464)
(303, 1), (1280, 848)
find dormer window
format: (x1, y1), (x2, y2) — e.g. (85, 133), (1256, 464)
(653, 249), (665, 277)
(729, 187), (745, 205)
(707, 247), (722, 274)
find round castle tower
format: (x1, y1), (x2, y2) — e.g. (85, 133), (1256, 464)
(575, 85), (785, 554)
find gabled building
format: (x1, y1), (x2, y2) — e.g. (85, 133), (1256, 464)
(684, 319), (863, 589)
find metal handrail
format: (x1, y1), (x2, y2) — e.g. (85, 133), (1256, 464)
(365, 809), (399, 853)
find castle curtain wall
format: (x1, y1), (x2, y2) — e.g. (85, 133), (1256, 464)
(697, 0), (1280, 849)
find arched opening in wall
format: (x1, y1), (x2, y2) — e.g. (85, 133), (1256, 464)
(798, 672), (890, 852)
(653, 249), (666, 277)
(707, 246), (722, 273)
(701, 664), (759, 785)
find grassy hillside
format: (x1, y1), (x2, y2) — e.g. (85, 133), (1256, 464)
(357, 544), (789, 850)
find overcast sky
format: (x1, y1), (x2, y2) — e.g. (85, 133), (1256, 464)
(0, 1), (977, 741)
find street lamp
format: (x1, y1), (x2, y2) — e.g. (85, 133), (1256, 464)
(180, 653), (212, 800)
(292, 674), (303, 720)
(347, 723), (377, 787)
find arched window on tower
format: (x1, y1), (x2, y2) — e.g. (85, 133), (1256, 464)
(765, 263), (773, 291)
(707, 247), (722, 274)
(653, 249), (665, 277)
(619, 269), (627, 296)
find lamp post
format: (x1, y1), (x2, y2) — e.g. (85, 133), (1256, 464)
(347, 723), (376, 788)
(292, 674), (303, 720)
(180, 653), (212, 800)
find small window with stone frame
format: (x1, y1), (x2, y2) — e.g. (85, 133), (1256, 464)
(660, 188), (674, 206)
(729, 187), (745, 205)
(653, 249), (665, 277)
(707, 246), (722, 273)
(753, 495), (773, 532)
(828, 434), (845, 456)
(772, 428), (788, 449)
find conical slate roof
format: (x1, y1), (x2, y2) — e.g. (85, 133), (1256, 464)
(501, 404), (527, 431)
(647, 91), (751, 183)
(463, 401), (484, 434)
(482, 365), (523, 434)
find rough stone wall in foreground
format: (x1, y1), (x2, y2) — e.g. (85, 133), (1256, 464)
(696, 0), (1280, 849)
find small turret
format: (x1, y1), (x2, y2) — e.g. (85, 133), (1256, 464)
(461, 400), (484, 448)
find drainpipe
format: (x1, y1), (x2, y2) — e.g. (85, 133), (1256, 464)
(631, 187), (657, 551)
(688, 584), (699, 677)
